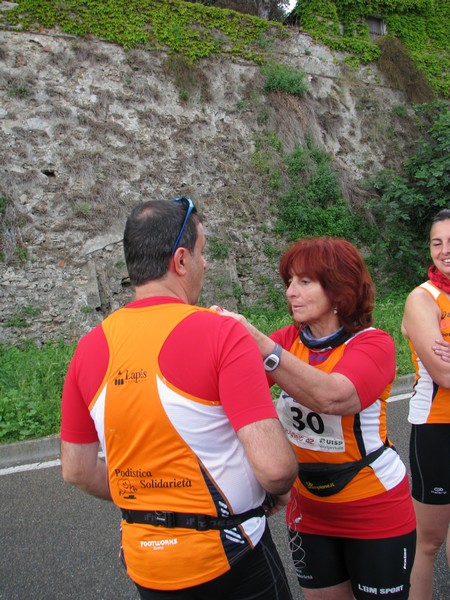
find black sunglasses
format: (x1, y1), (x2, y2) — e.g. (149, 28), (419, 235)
(169, 196), (195, 255)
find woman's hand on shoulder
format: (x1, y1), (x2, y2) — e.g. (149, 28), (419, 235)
(210, 305), (273, 355)
(210, 305), (248, 326)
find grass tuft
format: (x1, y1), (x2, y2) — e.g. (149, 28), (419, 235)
(0, 340), (75, 443)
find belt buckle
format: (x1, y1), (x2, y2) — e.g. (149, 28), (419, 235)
(153, 511), (176, 528)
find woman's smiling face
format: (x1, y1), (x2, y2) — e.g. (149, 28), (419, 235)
(430, 218), (450, 278)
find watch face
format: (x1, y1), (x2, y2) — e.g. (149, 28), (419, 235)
(264, 344), (281, 371)
(264, 356), (278, 370)
(264, 354), (280, 371)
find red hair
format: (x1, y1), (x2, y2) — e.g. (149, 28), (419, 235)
(279, 237), (375, 333)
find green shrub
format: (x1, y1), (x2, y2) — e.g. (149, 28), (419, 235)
(208, 239), (230, 259)
(275, 141), (366, 242)
(7, 85), (30, 98)
(367, 100), (450, 286)
(278, 196), (359, 240)
(260, 63), (308, 97)
(263, 241), (278, 259)
(0, 196), (7, 216)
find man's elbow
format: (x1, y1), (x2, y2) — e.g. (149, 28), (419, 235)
(61, 464), (77, 485)
(61, 461), (86, 487)
(264, 475), (296, 496)
(263, 454), (297, 495)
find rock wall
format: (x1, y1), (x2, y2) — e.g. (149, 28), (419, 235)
(0, 24), (415, 345)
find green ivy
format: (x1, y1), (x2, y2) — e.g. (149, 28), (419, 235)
(385, 5), (449, 96)
(336, 0), (432, 12)
(293, 0), (380, 63)
(293, 0), (449, 96)
(0, 0), (284, 64)
(2, 1), (446, 93)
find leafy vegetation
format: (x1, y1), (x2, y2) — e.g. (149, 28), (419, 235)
(293, 0), (449, 97)
(0, 196), (7, 217)
(5, 305), (41, 329)
(0, 0), (283, 64)
(261, 62), (309, 96)
(7, 85), (30, 99)
(2, 1), (447, 96)
(249, 98), (448, 293)
(293, 0), (381, 65)
(250, 132), (376, 276)
(208, 238), (230, 259)
(186, 0), (291, 22)
(367, 100), (450, 287)
(276, 141), (366, 241)
(0, 341), (75, 442)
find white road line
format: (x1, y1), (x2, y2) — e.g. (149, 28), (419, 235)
(0, 451), (105, 476)
(388, 393), (412, 402)
(0, 458), (61, 476)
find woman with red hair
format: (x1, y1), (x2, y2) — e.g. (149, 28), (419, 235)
(214, 237), (416, 600)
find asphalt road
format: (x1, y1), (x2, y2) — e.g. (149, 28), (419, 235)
(1, 396), (448, 600)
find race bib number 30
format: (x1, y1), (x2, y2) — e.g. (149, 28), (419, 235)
(276, 391), (345, 452)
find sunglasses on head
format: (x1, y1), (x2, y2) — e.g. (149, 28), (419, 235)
(169, 196), (196, 255)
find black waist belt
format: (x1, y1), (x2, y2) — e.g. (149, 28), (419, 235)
(121, 506), (265, 531)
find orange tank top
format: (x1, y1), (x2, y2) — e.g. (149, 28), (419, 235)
(408, 281), (450, 424)
(88, 302), (266, 590)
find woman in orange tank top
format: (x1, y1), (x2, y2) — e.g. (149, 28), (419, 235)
(402, 208), (450, 600)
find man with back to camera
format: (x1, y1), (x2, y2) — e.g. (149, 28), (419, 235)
(60, 196), (298, 600)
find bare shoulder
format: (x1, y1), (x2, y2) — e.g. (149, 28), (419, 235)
(404, 286), (439, 313)
(403, 286), (442, 342)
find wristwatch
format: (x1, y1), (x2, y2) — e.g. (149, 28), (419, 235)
(263, 343), (282, 372)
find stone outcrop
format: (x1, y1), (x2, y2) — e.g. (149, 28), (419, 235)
(0, 23), (416, 345)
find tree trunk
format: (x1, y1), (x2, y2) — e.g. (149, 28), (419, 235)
(257, 0), (271, 20)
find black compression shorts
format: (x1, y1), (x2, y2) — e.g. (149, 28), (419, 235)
(288, 529), (416, 600)
(409, 423), (450, 505)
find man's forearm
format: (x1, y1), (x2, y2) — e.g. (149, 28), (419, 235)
(72, 457), (112, 501)
(60, 440), (112, 501)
